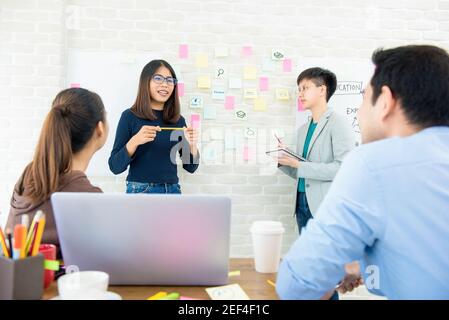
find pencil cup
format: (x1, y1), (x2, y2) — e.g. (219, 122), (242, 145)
(0, 254), (44, 300)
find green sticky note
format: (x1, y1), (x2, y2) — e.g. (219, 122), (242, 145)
(44, 259), (60, 271)
(159, 292), (180, 300)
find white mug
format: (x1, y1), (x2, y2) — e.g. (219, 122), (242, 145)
(57, 271), (109, 300)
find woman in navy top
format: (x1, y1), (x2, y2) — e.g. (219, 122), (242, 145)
(109, 60), (199, 194)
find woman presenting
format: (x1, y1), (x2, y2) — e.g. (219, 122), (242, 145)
(109, 60), (199, 194)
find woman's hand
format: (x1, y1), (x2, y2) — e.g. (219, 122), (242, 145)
(183, 126), (199, 157)
(126, 125), (161, 157)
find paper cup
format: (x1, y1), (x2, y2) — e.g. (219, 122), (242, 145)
(250, 221), (285, 273)
(58, 271), (109, 300)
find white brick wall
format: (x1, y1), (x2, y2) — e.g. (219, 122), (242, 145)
(1, 0), (448, 258)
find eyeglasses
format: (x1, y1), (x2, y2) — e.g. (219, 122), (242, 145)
(296, 84), (321, 95)
(152, 74), (178, 86)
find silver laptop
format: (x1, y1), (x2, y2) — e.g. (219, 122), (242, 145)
(51, 193), (231, 286)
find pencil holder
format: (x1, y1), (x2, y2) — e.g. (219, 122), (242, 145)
(0, 254), (44, 300)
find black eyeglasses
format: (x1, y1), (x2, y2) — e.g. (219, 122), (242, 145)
(152, 74), (178, 86)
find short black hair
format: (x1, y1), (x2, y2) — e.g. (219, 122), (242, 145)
(297, 67), (337, 102)
(371, 45), (449, 128)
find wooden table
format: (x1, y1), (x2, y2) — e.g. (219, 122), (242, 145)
(43, 259), (279, 300)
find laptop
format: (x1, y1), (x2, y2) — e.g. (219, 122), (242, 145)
(51, 193), (231, 286)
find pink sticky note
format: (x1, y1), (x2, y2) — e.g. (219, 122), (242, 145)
(179, 44), (189, 59)
(225, 96), (235, 110)
(70, 83), (80, 88)
(297, 97), (304, 111)
(242, 46), (252, 57)
(283, 59), (292, 72)
(177, 82), (185, 97)
(259, 77), (269, 91)
(191, 114), (200, 129)
(180, 296), (199, 300)
(243, 146), (251, 161)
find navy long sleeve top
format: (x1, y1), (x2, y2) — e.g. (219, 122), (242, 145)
(108, 109), (199, 184)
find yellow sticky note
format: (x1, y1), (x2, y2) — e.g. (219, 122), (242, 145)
(228, 270), (241, 277)
(147, 291), (168, 300)
(243, 66), (257, 80)
(197, 76), (211, 89)
(196, 54), (209, 68)
(254, 98), (267, 111)
(276, 88), (290, 100)
(244, 88), (258, 99)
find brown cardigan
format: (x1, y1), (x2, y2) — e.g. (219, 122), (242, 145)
(6, 171), (102, 253)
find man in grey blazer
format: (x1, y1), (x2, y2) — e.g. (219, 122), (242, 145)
(279, 68), (356, 234)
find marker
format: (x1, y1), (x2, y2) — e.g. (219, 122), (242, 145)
(0, 226), (10, 258)
(13, 225), (26, 260)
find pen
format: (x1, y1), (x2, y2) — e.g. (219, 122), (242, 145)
(21, 215), (30, 230)
(274, 133), (282, 144)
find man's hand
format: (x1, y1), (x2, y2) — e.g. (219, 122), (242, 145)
(336, 262), (363, 294)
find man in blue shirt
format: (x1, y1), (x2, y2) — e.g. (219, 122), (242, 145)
(276, 45), (449, 300)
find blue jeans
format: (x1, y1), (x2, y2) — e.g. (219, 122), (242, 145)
(126, 181), (182, 194)
(295, 192), (339, 300)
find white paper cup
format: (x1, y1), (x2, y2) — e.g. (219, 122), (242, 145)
(58, 271), (109, 300)
(250, 221), (285, 273)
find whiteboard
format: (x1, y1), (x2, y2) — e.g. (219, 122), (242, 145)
(295, 58), (374, 145)
(66, 50), (161, 176)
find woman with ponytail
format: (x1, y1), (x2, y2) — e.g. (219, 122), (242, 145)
(6, 88), (108, 252)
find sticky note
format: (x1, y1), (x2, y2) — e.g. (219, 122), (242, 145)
(229, 78), (242, 89)
(70, 83), (80, 88)
(297, 97), (305, 111)
(197, 76), (211, 89)
(283, 58), (292, 72)
(212, 88), (226, 100)
(206, 283), (249, 300)
(190, 96), (203, 109)
(177, 82), (185, 97)
(262, 58), (275, 72)
(254, 98), (267, 111)
(242, 45), (253, 57)
(244, 89), (258, 99)
(203, 105), (217, 120)
(44, 259), (60, 271)
(147, 292), (168, 300)
(196, 54), (208, 68)
(225, 130), (235, 149)
(259, 77), (269, 91)
(225, 96), (235, 110)
(159, 293), (180, 300)
(179, 44), (189, 59)
(244, 66), (257, 80)
(228, 270), (241, 277)
(191, 114), (200, 129)
(215, 47), (229, 57)
(180, 296), (199, 300)
(243, 146), (251, 162)
(276, 88), (290, 100)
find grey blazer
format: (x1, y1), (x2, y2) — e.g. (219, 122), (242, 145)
(279, 109), (356, 215)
